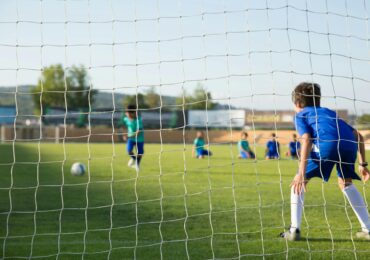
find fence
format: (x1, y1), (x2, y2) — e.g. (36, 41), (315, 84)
(2, 125), (369, 147)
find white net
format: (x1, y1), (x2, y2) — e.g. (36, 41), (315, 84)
(0, 0), (370, 259)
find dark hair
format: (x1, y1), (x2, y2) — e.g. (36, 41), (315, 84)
(271, 133), (276, 138)
(126, 104), (137, 112)
(292, 133), (297, 138)
(242, 131), (248, 137)
(292, 82), (321, 107)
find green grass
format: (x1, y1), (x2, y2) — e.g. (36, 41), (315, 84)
(0, 142), (370, 259)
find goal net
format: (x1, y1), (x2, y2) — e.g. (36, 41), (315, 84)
(0, 0), (369, 259)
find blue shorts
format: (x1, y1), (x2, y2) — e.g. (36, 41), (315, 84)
(305, 151), (360, 181)
(127, 139), (144, 155)
(240, 151), (255, 159)
(197, 149), (212, 158)
(266, 151), (279, 159)
(290, 150), (299, 159)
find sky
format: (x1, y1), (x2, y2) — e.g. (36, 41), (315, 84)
(0, 0), (369, 114)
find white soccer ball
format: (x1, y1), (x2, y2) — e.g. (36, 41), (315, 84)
(71, 162), (86, 176)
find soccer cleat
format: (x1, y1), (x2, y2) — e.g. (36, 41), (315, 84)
(356, 231), (370, 240)
(127, 159), (135, 167)
(279, 228), (301, 241)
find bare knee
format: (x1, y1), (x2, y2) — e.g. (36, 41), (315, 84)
(338, 178), (353, 190)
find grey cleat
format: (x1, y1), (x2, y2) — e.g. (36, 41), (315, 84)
(356, 231), (370, 240)
(279, 228), (301, 241)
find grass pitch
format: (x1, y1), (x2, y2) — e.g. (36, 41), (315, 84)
(1, 142), (370, 259)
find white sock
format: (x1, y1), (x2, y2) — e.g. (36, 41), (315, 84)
(343, 184), (370, 233)
(290, 186), (304, 233)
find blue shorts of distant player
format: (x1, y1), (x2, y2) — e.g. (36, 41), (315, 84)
(304, 149), (360, 181)
(266, 151), (279, 159)
(126, 139), (144, 155)
(290, 150), (299, 160)
(196, 149), (212, 158)
(239, 151), (255, 159)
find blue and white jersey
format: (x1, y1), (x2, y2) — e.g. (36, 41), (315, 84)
(295, 106), (357, 159)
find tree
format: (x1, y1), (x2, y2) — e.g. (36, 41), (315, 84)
(123, 93), (149, 109)
(67, 65), (97, 110)
(122, 88), (161, 110)
(358, 114), (370, 124)
(32, 64), (97, 114)
(176, 83), (217, 110)
(145, 87), (161, 108)
(32, 64), (69, 114)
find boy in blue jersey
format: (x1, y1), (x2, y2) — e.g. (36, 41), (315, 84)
(192, 131), (212, 159)
(265, 133), (280, 159)
(122, 104), (144, 171)
(280, 82), (370, 241)
(286, 133), (301, 159)
(238, 132), (255, 159)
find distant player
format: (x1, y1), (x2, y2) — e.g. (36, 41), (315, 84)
(192, 131), (212, 159)
(238, 132), (255, 159)
(122, 104), (144, 171)
(280, 82), (370, 241)
(265, 133), (280, 159)
(286, 133), (301, 159)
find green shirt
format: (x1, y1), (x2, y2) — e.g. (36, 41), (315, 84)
(123, 116), (144, 142)
(238, 140), (250, 152)
(193, 138), (205, 152)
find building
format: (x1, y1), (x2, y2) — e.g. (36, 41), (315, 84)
(0, 106), (16, 125)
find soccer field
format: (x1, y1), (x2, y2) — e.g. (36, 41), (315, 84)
(1, 143), (370, 259)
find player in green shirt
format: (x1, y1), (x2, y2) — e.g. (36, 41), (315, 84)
(122, 104), (144, 171)
(238, 132), (255, 159)
(192, 131), (212, 159)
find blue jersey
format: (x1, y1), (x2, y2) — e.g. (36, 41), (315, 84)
(266, 140), (279, 155)
(289, 141), (301, 154)
(294, 107), (356, 159)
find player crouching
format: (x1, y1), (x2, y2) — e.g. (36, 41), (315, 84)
(265, 133), (280, 159)
(238, 132), (255, 159)
(286, 133), (301, 160)
(122, 104), (144, 171)
(192, 131), (212, 159)
(280, 82), (370, 241)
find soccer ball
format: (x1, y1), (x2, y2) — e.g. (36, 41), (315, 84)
(71, 162), (86, 176)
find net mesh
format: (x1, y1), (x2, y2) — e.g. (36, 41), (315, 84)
(0, 0), (370, 259)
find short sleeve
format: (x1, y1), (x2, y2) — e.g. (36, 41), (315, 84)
(123, 116), (128, 125)
(294, 113), (310, 137)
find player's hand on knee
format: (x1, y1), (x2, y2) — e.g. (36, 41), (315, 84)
(359, 166), (370, 183)
(290, 173), (307, 194)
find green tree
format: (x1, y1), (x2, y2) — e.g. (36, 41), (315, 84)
(145, 87), (161, 108)
(32, 64), (97, 114)
(123, 93), (149, 109)
(67, 65), (97, 110)
(32, 64), (69, 114)
(358, 114), (370, 124)
(176, 83), (217, 110)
